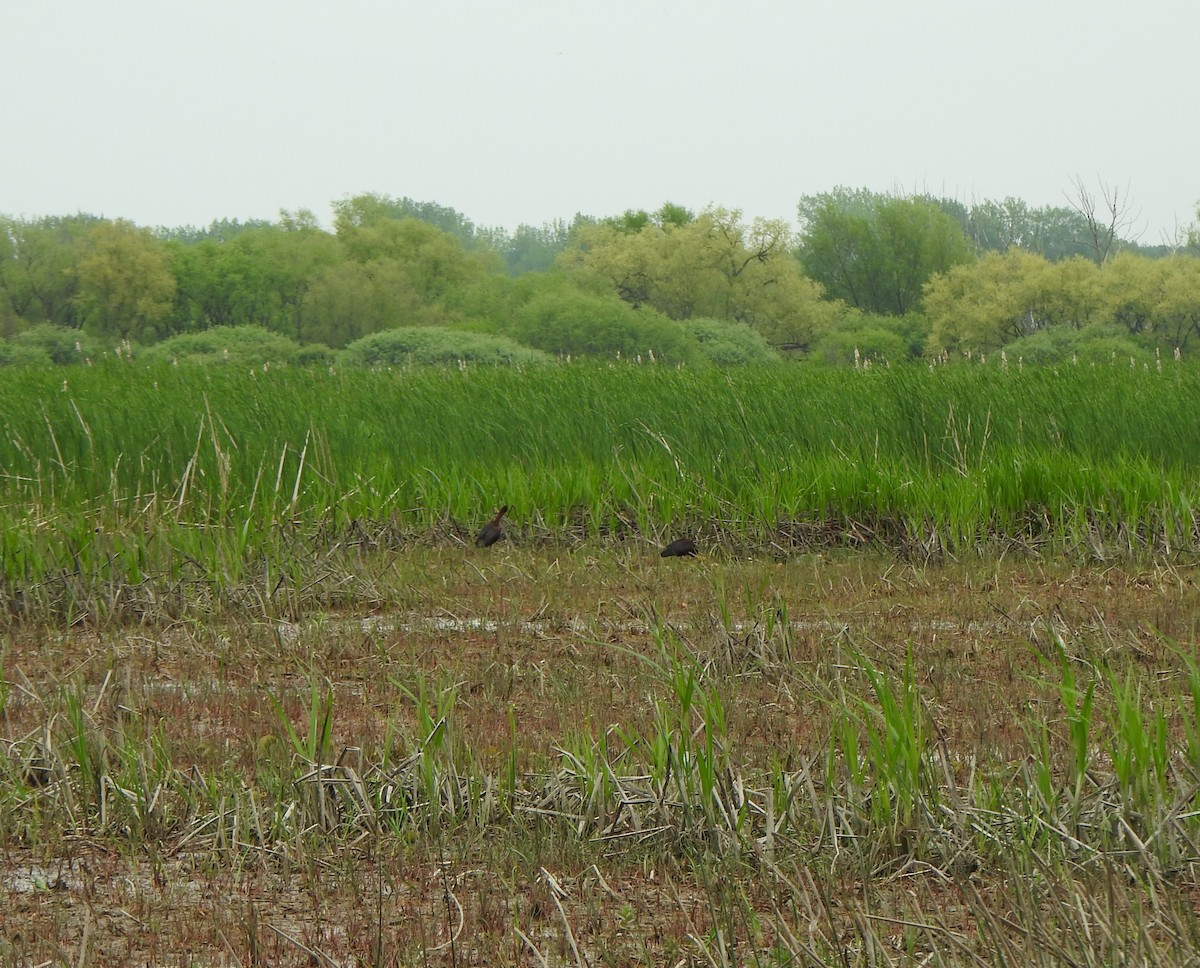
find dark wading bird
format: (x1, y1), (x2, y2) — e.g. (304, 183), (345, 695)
(660, 537), (698, 558)
(475, 505), (508, 547)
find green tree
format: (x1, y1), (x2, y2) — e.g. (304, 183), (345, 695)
(155, 217), (274, 244)
(1100, 251), (1163, 336)
(954, 197), (1094, 260)
(499, 220), (572, 275)
(74, 220), (176, 341)
(301, 216), (503, 345)
(301, 259), (459, 348)
(332, 193), (486, 250)
(945, 187), (1155, 263)
(0, 215), (98, 333)
(335, 217), (501, 300)
(1155, 256), (1200, 350)
(224, 220), (339, 341)
(796, 189), (973, 315)
(169, 239), (242, 331)
(600, 201), (695, 234)
(170, 217), (339, 339)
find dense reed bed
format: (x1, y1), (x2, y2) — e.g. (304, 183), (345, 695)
(1, 358), (1199, 618)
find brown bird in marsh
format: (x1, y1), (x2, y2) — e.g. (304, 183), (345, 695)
(475, 505), (508, 547)
(660, 537), (697, 558)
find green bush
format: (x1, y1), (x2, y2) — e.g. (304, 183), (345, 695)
(140, 325), (307, 366)
(295, 343), (339, 367)
(510, 286), (700, 363)
(0, 340), (53, 367)
(679, 318), (780, 365)
(10, 324), (107, 364)
(1074, 331), (1158, 367)
(814, 326), (908, 366)
(1002, 326), (1155, 367)
(342, 326), (551, 366)
(812, 309), (926, 366)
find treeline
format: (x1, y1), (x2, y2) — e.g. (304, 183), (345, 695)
(1, 188), (1198, 367)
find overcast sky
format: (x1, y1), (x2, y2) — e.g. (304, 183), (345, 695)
(3, 1), (1196, 242)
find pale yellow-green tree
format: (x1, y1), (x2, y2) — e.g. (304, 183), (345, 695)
(75, 220), (176, 341)
(1101, 251), (1168, 336)
(1155, 256), (1200, 349)
(1101, 252), (1200, 349)
(924, 250), (1105, 354)
(1047, 256), (1105, 329)
(560, 207), (833, 349)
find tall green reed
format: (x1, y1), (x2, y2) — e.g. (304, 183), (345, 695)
(4, 359), (1200, 597)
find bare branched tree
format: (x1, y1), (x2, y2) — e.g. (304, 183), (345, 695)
(1157, 218), (1192, 255)
(1065, 175), (1143, 264)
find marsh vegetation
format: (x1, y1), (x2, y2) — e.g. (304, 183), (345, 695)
(2, 362), (1200, 965)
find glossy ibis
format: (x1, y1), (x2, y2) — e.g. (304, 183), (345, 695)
(660, 537), (697, 557)
(475, 505), (508, 547)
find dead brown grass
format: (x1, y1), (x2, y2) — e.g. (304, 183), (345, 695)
(2, 546), (1200, 965)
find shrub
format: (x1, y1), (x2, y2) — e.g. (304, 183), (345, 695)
(295, 343), (339, 367)
(812, 309), (927, 366)
(10, 324), (106, 364)
(140, 325), (306, 366)
(1002, 326), (1155, 366)
(342, 327), (552, 366)
(511, 287), (700, 363)
(679, 318), (780, 365)
(0, 340), (53, 367)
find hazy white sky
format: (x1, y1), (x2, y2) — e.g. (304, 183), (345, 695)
(3, 1), (1197, 241)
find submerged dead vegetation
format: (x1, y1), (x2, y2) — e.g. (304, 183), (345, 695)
(2, 362), (1200, 964)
